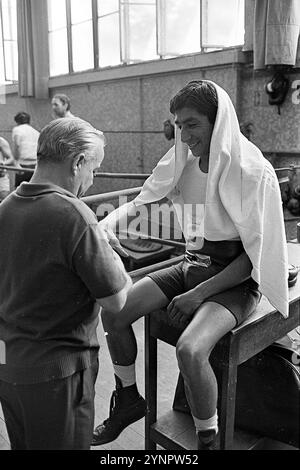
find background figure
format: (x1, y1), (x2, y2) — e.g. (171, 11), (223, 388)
(163, 119), (175, 141)
(0, 137), (15, 202)
(51, 94), (75, 119)
(0, 118), (132, 450)
(12, 112), (39, 187)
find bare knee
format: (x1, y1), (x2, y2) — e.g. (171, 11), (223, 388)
(101, 307), (130, 331)
(176, 337), (211, 374)
(101, 308), (121, 331)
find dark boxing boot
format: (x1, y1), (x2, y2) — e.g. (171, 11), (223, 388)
(91, 376), (147, 446)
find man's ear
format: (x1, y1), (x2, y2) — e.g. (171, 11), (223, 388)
(72, 153), (85, 175)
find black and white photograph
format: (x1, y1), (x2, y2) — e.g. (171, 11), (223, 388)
(0, 0), (299, 455)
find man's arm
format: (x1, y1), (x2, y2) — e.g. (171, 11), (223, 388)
(96, 273), (132, 313)
(167, 251), (253, 320)
(194, 251), (252, 299)
(73, 224), (133, 314)
(0, 137), (15, 166)
(95, 244), (132, 313)
(11, 128), (20, 162)
(98, 200), (149, 257)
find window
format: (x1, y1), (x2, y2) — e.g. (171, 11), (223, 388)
(0, 0), (18, 84)
(158, 0), (244, 56)
(158, 0), (201, 57)
(202, 0), (244, 50)
(48, 0), (94, 75)
(98, 0), (120, 67)
(47, 0), (68, 76)
(47, 0), (245, 76)
(120, 0), (158, 63)
(70, 0), (94, 72)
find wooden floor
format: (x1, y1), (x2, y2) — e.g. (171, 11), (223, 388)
(92, 318), (180, 451)
(0, 317), (180, 451)
(0, 317), (298, 451)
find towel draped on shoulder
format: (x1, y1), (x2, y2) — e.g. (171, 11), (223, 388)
(134, 81), (289, 318)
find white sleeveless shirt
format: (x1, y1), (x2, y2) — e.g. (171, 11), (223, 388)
(177, 157), (239, 250)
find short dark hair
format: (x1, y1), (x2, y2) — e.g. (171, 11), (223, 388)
(14, 112), (30, 125)
(52, 94), (71, 111)
(170, 80), (218, 125)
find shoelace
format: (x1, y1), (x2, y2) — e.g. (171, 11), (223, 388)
(100, 388), (141, 428)
(101, 389), (120, 426)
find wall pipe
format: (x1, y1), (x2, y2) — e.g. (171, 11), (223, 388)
(1, 164), (296, 175)
(81, 187), (142, 204)
(0, 164), (150, 179)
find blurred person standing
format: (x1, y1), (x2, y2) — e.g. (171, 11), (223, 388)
(0, 137), (16, 202)
(51, 93), (75, 119)
(12, 112), (39, 186)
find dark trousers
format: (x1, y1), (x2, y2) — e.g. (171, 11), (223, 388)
(0, 362), (98, 450)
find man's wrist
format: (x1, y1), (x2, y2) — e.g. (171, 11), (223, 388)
(193, 278), (217, 300)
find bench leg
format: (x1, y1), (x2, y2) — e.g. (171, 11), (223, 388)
(144, 315), (158, 450)
(218, 339), (238, 450)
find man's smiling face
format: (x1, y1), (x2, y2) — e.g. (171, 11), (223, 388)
(174, 107), (214, 158)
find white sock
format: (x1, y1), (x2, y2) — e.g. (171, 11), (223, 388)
(193, 411), (218, 434)
(113, 363), (136, 388)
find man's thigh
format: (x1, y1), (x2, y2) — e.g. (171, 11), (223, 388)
(178, 301), (237, 354)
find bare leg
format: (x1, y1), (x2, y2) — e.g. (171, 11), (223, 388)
(92, 277), (170, 446)
(101, 276), (169, 366)
(176, 301), (236, 419)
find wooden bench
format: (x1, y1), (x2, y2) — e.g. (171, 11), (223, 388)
(144, 242), (300, 450)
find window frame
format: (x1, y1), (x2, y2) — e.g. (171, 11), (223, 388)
(48, 0), (245, 77)
(0, 0), (18, 83)
(97, 0), (121, 67)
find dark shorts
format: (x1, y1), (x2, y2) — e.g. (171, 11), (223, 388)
(147, 240), (262, 327)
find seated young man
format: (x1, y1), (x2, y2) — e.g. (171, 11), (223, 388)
(92, 80), (288, 450)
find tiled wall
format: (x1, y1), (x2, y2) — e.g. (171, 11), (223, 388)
(240, 68), (300, 153)
(1, 53), (299, 199)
